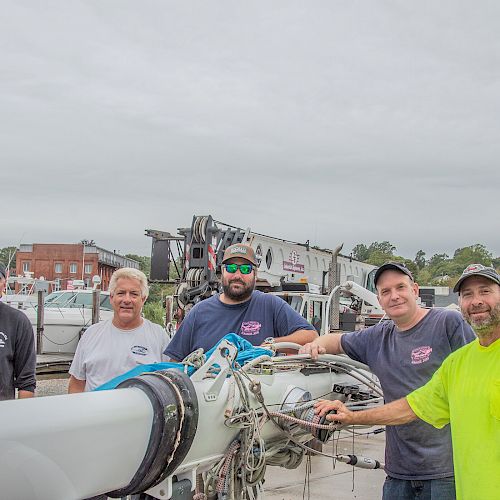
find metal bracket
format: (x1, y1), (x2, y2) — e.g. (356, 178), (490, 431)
(190, 339), (238, 402)
(145, 469), (196, 499)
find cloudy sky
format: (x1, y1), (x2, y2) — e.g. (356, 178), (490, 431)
(2, 1), (499, 261)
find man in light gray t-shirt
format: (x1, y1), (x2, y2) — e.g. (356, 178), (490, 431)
(68, 268), (169, 393)
(69, 318), (169, 391)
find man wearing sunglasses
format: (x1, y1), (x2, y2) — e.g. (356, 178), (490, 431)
(165, 244), (318, 362)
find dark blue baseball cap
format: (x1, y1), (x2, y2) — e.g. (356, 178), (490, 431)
(374, 261), (414, 287)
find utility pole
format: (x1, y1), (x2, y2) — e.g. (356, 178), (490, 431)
(36, 290), (44, 354)
(81, 241), (86, 280)
(80, 239), (96, 285)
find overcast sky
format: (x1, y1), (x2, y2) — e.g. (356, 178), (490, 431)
(2, 1), (499, 261)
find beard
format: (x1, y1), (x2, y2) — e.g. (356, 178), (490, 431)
(463, 302), (500, 337)
(222, 275), (255, 302)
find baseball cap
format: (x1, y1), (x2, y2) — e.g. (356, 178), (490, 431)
(0, 262), (6, 280)
(221, 244), (257, 266)
(453, 264), (500, 293)
(374, 261), (414, 287)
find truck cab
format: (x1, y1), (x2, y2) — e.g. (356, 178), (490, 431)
(271, 291), (357, 335)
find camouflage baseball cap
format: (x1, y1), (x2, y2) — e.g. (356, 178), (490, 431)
(453, 264), (500, 293)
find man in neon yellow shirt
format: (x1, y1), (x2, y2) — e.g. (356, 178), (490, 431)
(315, 264), (500, 500)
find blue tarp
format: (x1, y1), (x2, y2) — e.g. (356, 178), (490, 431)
(95, 333), (273, 391)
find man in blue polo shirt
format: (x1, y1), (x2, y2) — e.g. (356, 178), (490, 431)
(165, 244), (318, 361)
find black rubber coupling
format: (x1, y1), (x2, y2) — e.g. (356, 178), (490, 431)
(107, 369), (199, 497)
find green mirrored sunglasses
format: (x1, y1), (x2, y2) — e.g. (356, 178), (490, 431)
(224, 263), (254, 275)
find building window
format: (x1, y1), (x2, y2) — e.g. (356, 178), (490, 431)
(69, 263), (78, 274)
(22, 261), (31, 273)
(84, 263), (93, 274)
(55, 263), (63, 274)
(53, 278), (61, 292)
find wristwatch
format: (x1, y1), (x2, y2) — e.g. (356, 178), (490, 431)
(264, 337), (275, 345)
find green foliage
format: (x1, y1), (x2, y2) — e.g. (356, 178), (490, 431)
(125, 254), (151, 275)
(0, 246), (18, 269)
(148, 283), (176, 303)
(369, 241), (397, 255)
(421, 245), (494, 286)
(125, 252), (180, 321)
(351, 243), (369, 262)
(366, 250), (395, 266)
(453, 244), (492, 268)
(353, 242), (396, 264)
(142, 301), (165, 326)
(415, 267), (433, 285)
(126, 253), (181, 283)
(168, 259), (182, 281)
(352, 242), (499, 286)
(414, 250), (426, 270)
(425, 253), (451, 283)
(400, 258), (418, 276)
(428, 253), (449, 267)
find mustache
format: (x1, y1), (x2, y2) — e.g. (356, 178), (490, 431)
(229, 279), (245, 285)
(469, 305), (490, 313)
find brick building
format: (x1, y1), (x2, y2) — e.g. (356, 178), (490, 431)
(15, 244), (140, 291)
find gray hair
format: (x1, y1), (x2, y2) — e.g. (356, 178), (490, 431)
(108, 267), (149, 299)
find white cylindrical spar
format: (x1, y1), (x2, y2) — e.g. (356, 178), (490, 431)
(0, 388), (154, 500)
(0, 369), (200, 500)
(0, 360), (382, 500)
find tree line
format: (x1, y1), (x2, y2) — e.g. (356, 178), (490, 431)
(351, 242), (500, 287)
(3, 243), (498, 297)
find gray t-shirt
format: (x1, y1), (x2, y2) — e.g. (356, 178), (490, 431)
(341, 307), (475, 480)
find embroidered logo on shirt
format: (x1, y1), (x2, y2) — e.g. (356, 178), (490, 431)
(240, 321), (262, 336)
(411, 345), (432, 364)
(131, 345), (148, 356)
(0, 332), (7, 348)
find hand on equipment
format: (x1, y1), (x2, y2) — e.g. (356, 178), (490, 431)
(260, 337), (275, 349)
(314, 399), (355, 425)
(298, 341), (326, 359)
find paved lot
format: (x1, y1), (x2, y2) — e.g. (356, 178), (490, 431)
(36, 375), (69, 397)
(264, 429), (386, 500)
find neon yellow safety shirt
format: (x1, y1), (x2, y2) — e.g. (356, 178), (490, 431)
(407, 337), (500, 500)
